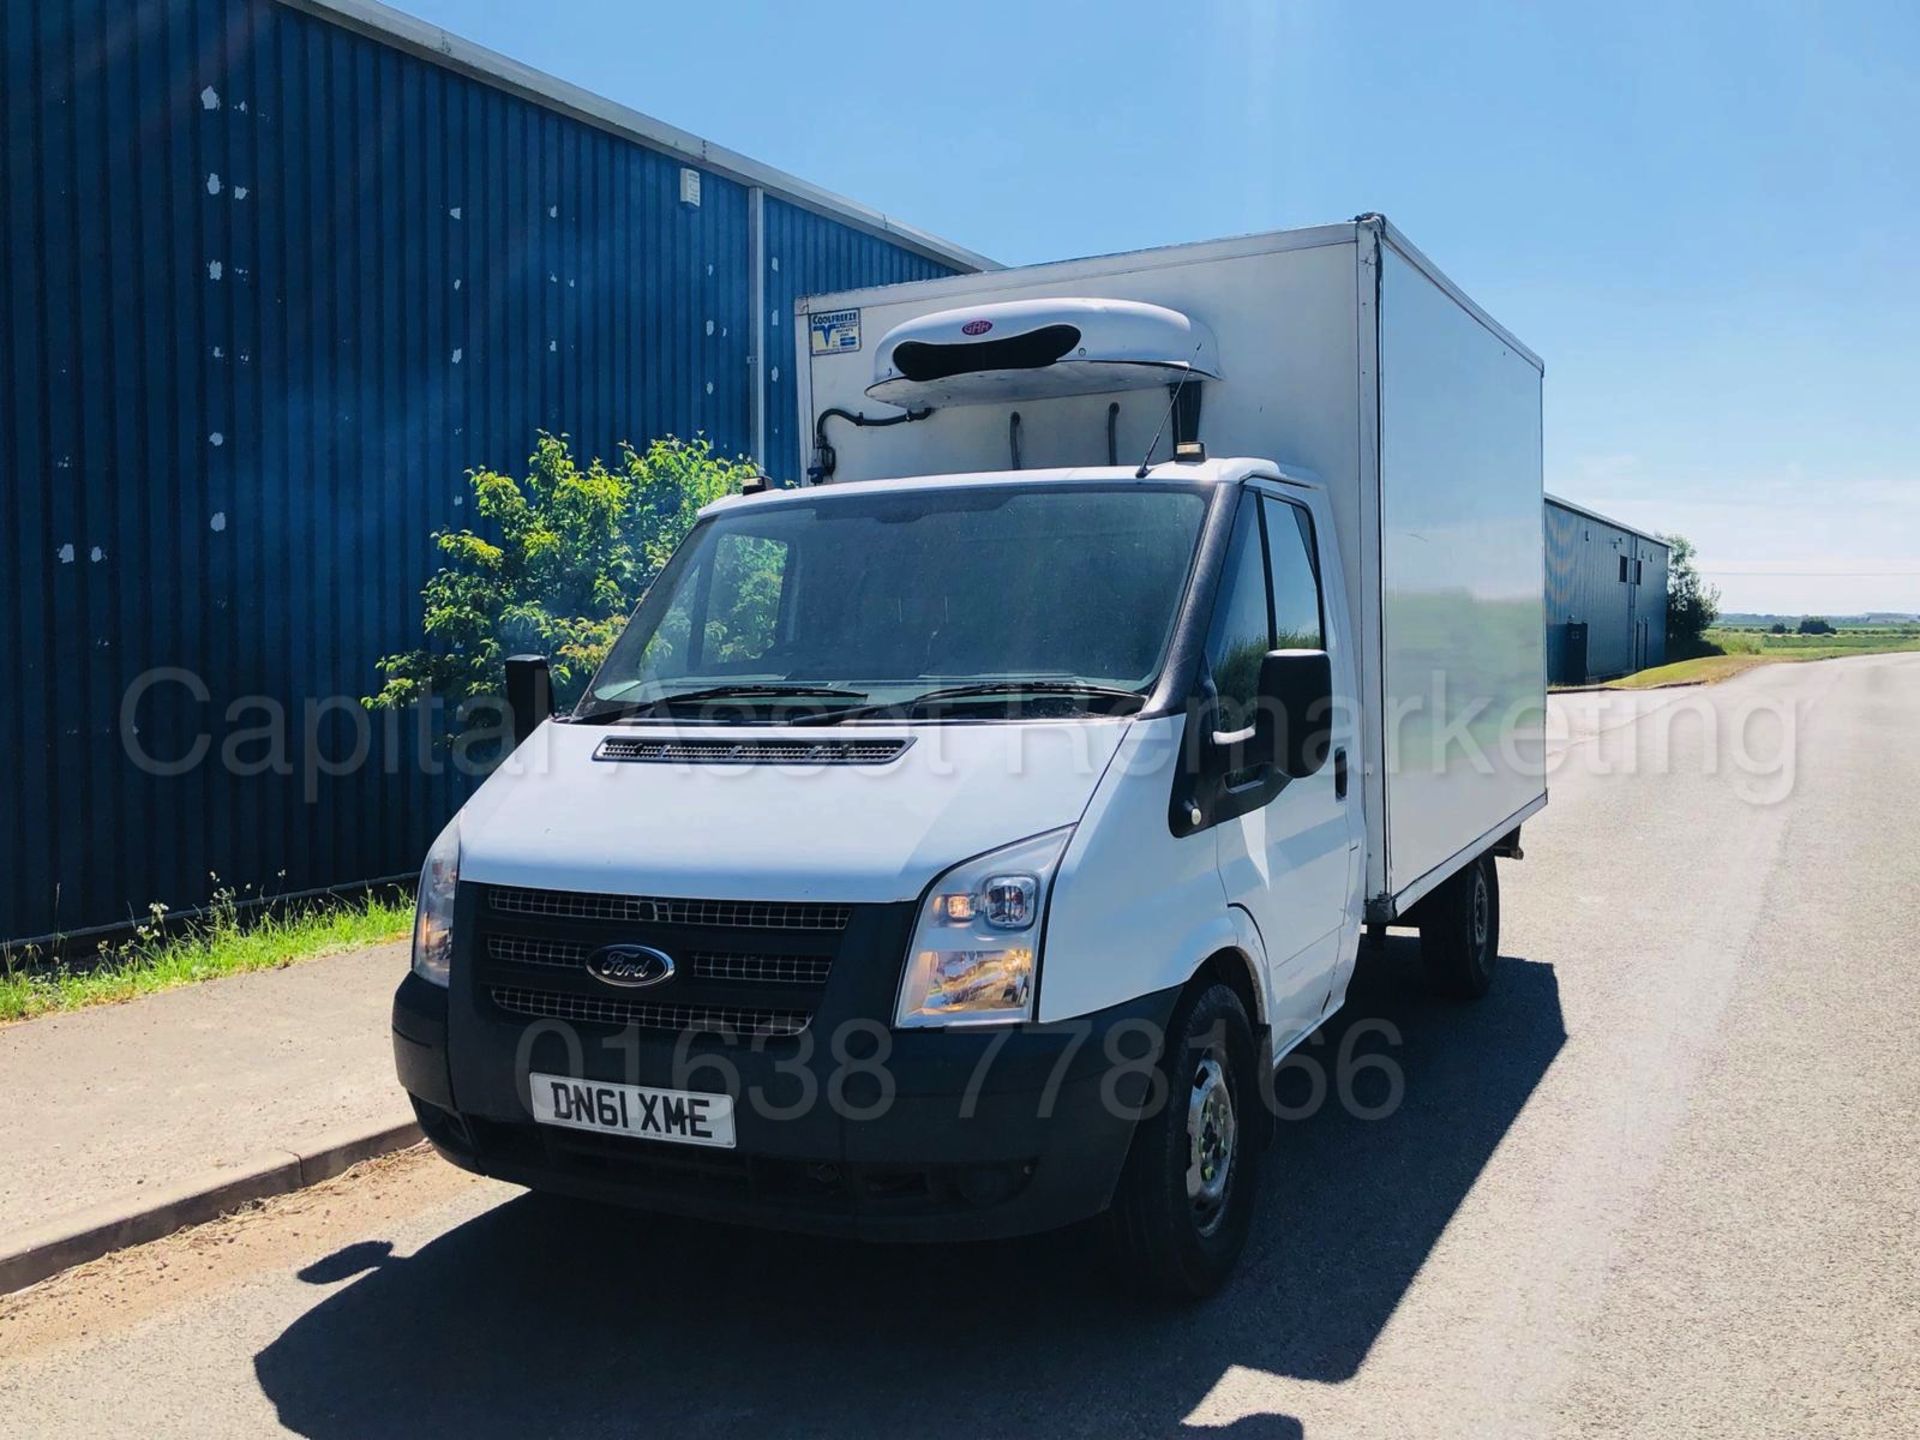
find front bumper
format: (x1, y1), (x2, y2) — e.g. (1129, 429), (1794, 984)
(393, 966), (1176, 1242)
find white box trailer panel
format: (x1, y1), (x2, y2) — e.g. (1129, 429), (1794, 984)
(795, 218), (1545, 915)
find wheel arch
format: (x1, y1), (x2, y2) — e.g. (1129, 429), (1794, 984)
(1186, 906), (1271, 1061)
(1192, 946), (1266, 1035)
(1181, 931), (1277, 1149)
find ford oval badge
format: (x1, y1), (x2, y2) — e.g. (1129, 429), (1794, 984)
(586, 943), (675, 989)
(960, 318), (993, 336)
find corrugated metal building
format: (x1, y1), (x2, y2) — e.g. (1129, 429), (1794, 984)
(1545, 495), (1670, 684)
(1, 0), (990, 944)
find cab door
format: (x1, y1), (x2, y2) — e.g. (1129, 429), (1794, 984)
(1204, 487), (1361, 1050)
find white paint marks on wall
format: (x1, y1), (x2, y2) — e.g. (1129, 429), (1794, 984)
(705, 381), (714, 395)
(233, 186), (249, 201)
(771, 366), (780, 383)
(212, 345), (224, 359)
(206, 172), (222, 195)
(568, 278), (575, 288)
(449, 206), (462, 220)
(209, 432), (225, 447)
(453, 278), (462, 290)
(549, 274), (557, 284)
(549, 205), (558, 218)
(207, 260), (223, 280)
(770, 310), (779, 326)
(200, 85), (220, 110)
(706, 263), (714, 277)
(58, 544), (75, 564)
(770, 256), (780, 272)
(210, 511), (227, 532)
(90, 546), (105, 563)
(705, 320), (715, 336)
(548, 339), (558, 353)
(451, 348), (463, 365)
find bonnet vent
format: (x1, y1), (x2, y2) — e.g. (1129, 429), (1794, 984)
(594, 736), (913, 766)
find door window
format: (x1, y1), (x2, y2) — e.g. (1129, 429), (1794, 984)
(1263, 497), (1324, 649)
(1203, 497), (1271, 726)
(1205, 492), (1330, 725)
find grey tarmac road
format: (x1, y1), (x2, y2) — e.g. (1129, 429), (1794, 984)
(2, 654), (1917, 1439)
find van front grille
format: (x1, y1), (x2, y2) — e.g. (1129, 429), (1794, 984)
(486, 935), (589, 969)
(485, 935), (831, 987)
(688, 952), (833, 986)
(470, 882), (875, 1040)
(489, 986), (810, 1038)
(488, 886), (851, 932)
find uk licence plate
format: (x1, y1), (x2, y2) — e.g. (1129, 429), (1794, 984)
(528, 1073), (736, 1149)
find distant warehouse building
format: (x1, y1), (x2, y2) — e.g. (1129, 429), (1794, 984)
(1545, 496), (1670, 683)
(0, 0), (991, 944)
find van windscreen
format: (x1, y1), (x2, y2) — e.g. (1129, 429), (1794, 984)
(581, 482), (1208, 721)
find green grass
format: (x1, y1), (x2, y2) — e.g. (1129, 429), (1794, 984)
(1712, 631), (1920, 660)
(1605, 627), (1920, 690)
(0, 886), (412, 1023)
(1606, 653), (1768, 688)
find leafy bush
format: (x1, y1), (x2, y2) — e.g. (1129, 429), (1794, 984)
(1661, 532), (1721, 657)
(1797, 615), (1834, 635)
(366, 433), (759, 717)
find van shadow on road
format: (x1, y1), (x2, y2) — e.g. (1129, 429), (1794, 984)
(255, 944), (1563, 1438)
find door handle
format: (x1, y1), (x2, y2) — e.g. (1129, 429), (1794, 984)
(1334, 747), (1348, 800)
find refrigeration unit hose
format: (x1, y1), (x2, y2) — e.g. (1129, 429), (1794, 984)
(809, 405), (933, 482)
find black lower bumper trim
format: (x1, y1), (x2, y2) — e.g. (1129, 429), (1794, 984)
(394, 975), (1179, 1242)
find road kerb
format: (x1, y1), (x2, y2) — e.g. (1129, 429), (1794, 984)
(0, 1119), (423, 1297)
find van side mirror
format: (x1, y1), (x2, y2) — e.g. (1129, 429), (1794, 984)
(505, 654), (553, 747)
(1256, 649), (1332, 779)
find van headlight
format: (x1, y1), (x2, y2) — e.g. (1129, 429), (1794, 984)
(896, 828), (1073, 1028)
(412, 817), (460, 987)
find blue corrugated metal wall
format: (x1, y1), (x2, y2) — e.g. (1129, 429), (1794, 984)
(761, 196), (954, 484)
(1545, 499), (1669, 682)
(1, 0), (959, 942)
(1636, 533), (1669, 670)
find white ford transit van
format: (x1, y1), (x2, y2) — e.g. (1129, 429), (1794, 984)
(393, 216), (1547, 1296)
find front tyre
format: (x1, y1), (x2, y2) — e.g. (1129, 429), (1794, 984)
(1104, 982), (1260, 1300)
(1418, 852), (1501, 1000)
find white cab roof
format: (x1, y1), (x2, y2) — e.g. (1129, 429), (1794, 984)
(702, 459), (1318, 517)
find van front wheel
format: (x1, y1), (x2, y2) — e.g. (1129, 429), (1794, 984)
(1419, 852), (1500, 1000)
(1104, 982), (1259, 1300)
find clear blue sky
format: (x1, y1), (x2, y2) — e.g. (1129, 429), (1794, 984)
(401, 0), (1919, 615)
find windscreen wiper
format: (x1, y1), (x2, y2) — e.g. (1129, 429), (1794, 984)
(576, 684), (869, 724)
(810, 680), (1145, 724)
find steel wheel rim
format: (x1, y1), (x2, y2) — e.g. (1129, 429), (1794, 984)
(1185, 1053), (1237, 1235)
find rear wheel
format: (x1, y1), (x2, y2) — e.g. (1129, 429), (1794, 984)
(1104, 982), (1260, 1300)
(1418, 852), (1500, 1000)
